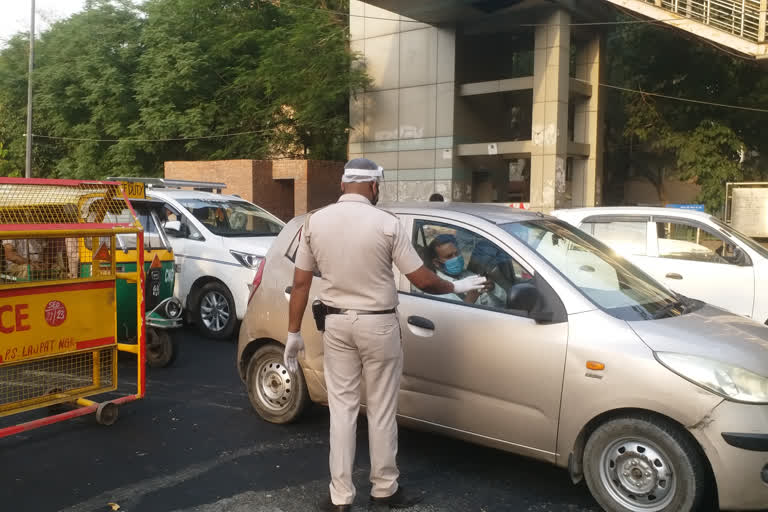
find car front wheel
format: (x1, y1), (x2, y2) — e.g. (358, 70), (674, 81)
(583, 414), (712, 512)
(196, 282), (236, 340)
(246, 343), (309, 424)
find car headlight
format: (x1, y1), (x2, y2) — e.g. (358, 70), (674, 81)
(230, 250), (264, 269)
(655, 352), (768, 404)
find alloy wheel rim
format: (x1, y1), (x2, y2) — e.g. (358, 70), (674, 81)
(200, 291), (230, 331)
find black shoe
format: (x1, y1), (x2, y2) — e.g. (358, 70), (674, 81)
(369, 487), (424, 508)
(314, 495), (352, 512)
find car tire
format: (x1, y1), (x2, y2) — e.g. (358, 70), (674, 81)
(246, 343), (310, 424)
(196, 282), (236, 340)
(583, 414), (711, 512)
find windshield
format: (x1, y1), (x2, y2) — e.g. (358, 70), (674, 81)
(710, 217), (768, 260)
(501, 219), (692, 321)
(178, 199), (283, 237)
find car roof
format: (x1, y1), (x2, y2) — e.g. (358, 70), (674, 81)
(378, 201), (548, 225)
(147, 188), (246, 202)
(551, 206), (714, 220)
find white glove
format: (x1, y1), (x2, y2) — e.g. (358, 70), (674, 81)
(284, 332), (305, 374)
(452, 275), (489, 294)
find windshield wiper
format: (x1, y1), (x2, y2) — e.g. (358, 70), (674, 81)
(652, 300), (687, 319)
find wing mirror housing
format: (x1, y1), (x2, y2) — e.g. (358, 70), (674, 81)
(506, 282), (553, 323)
(163, 220), (184, 237)
(733, 246), (752, 267)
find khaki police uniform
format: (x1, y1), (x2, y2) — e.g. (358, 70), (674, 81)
(294, 193), (423, 506)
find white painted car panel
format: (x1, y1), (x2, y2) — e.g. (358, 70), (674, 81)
(552, 206), (768, 324)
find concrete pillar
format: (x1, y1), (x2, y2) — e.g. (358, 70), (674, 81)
(348, 1), (459, 203)
(530, 10), (571, 213)
(572, 34), (604, 207)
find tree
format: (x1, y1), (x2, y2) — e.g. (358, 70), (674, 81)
(0, 0), (368, 179)
(603, 19), (768, 213)
(0, 35), (37, 177)
(135, 0), (368, 163)
(0, 1), (145, 179)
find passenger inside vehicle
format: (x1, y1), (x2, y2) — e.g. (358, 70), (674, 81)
(410, 219), (543, 313)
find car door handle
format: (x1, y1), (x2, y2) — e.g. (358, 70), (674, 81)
(407, 316), (434, 330)
(665, 273), (683, 280)
(285, 286), (293, 294)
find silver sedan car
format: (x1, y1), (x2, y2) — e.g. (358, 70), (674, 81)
(237, 203), (768, 512)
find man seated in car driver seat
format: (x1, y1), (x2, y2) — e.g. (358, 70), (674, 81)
(426, 234), (504, 307)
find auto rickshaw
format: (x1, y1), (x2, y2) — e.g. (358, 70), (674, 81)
(80, 183), (182, 367)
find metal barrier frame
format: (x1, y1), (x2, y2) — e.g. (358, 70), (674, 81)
(0, 178), (147, 437)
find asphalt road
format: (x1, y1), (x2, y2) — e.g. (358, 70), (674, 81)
(0, 328), (603, 512)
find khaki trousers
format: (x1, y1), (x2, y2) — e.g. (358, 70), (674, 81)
(323, 311), (403, 506)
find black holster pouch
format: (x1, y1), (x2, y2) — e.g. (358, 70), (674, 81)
(312, 300), (327, 331)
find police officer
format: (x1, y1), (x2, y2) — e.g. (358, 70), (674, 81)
(284, 158), (488, 511)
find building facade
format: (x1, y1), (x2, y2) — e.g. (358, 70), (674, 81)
(348, 0), (605, 212)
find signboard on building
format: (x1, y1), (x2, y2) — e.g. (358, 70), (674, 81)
(731, 187), (768, 237)
(665, 203), (705, 212)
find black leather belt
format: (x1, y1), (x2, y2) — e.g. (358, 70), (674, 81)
(326, 307), (396, 315)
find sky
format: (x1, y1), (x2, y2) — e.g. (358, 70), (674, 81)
(0, 0), (86, 47)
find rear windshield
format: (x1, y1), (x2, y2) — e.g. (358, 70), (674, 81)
(178, 199), (283, 237)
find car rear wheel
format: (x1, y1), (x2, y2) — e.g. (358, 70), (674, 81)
(246, 343), (309, 424)
(583, 415), (712, 512)
(196, 282), (236, 340)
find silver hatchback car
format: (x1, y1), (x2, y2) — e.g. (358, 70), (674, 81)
(237, 203), (768, 512)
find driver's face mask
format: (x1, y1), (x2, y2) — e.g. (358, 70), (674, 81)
(441, 255), (465, 276)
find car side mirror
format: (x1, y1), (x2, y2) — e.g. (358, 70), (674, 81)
(506, 282), (552, 322)
(733, 246), (751, 266)
(163, 220), (183, 238)
(721, 244), (750, 266)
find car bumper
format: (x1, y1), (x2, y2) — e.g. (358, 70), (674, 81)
(690, 400), (768, 510)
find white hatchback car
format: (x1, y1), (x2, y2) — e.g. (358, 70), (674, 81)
(145, 187), (285, 339)
(551, 207), (768, 325)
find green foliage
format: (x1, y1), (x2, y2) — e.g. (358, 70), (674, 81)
(0, 0), (368, 179)
(0, 35), (34, 177)
(604, 20), (768, 212)
(0, 142), (17, 177)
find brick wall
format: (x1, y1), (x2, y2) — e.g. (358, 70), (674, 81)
(252, 161), (295, 221)
(307, 161), (343, 211)
(164, 160), (255, 202)
(163, 159), (344, 222)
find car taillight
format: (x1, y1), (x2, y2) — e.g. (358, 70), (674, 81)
(248, 259), (266, 304)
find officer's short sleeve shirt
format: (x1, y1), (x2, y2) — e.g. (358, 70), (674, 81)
(294, 194), (423, 310)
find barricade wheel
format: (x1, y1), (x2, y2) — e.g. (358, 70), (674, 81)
(146, 328), (177, 368)
(96, 402), (119, 426)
